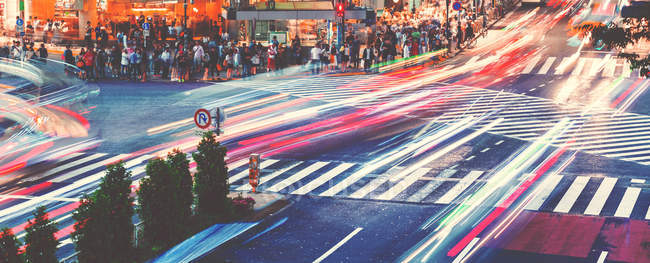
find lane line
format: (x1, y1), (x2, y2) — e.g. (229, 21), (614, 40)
(614, 187), (641, 218)
(584, 177), (618, 216)
(312, 227), (363, 263)
(553, 176), (590, 213)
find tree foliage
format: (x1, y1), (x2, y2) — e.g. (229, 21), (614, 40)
(24, 206), (58, 263)
(192, 131), (230, 217)
(583, 18), (650, 76)
(138, 149), (193, 250)
(72, 161), (135, 263)
(0, 228), (23, 263)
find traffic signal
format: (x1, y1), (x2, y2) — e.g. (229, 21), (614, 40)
(336, 3), (345, 17)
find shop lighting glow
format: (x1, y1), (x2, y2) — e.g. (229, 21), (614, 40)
(131, 8), (168, 11)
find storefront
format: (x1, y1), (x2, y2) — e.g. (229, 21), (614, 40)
(2, 0), (225, 39)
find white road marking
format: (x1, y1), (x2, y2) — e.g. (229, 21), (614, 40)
(377, 168), (432, 200)
(480, 148), (490, 153)
(291, 163), (355, 195)
(525, 175), (563, 210)
(265, 162), (329, 192)
(537, 57), (556, 74)
(312, 227), (363, 263)
(49, 154), (132, 183)
(237, 162), (302, 191)
(554, 176), (590, 213)
(0, 195), (80, 202)
(554, 57), (573, 75)
(465, 155), (476, 161)
(451, 237), (480, 263)
(349, 166), (403, 199)
(571, 58), (587, 76)
(630, 179), (645, 184)
(596, 251), (608, 263)
(435, 171), (484, 204)
(614, 187), (641, 217)
(495, 140), (504, 145)
(228, 159), (279, 183)
(42, 153), (108, 178)
(584, 177), (618, 216)
(407, 169), (457, 202)
(521, 55), (541, 74)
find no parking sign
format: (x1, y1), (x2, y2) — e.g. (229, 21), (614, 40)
(452, 1), (462, 11)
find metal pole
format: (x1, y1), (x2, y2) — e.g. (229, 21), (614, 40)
(337, 2), (345, 49)
(446, 0), (450, 52)
(183, 0), (188, 28)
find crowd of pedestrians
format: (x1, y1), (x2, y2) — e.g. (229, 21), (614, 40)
(2, 1), (504, 82)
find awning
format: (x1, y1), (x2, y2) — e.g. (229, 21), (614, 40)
(235, 9), (368, 20)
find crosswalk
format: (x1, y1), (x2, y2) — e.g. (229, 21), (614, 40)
(224, 73), (650, 166)
(223, 158), (650, 220)
(1, 149), (649, 263)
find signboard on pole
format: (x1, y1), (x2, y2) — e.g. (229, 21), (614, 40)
(249, 154), (260, 193)
(194, 108), (211, 129)
(452, 1), (462, 11)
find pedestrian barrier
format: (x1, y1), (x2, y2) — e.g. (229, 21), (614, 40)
(370, 48), (448, 73)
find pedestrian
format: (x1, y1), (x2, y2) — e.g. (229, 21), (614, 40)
(119, 49), (128, 79)
(160, 48), (171, 80)
(251, 49), (259, 76)
(310, 43), (321, 74)
(362, 43), (375, 71)
(267, 44), (277, 72)
(340, 43), (350, 72)
(84, 21), (93, 46)
(192, 41), (204, 73)
(224, 50), (233, 80)
(37, 43), (48, 63)
(83, 48), (95, 81)
(95, 47), (106, 80)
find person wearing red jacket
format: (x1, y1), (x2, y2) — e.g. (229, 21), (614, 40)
(82, 48), (95, 81)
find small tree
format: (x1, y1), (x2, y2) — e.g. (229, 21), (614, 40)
(72, 161), (135, 263)
(193, 131), (230, 217)
(583, 19), (649, 77)
(24, 206), (58, 263)
(138, 150), (192, 250)
(0, 228), (23, 263)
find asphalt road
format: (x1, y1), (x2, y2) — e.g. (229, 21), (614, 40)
(1, 2), (649, 262)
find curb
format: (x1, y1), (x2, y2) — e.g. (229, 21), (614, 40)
(190, 197), (292, 262)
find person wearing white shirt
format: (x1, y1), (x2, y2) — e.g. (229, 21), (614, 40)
(192, 41), (204, 73)
(310, 43), (321, 74)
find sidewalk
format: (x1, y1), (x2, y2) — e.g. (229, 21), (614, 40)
(151, 192), (289, 263)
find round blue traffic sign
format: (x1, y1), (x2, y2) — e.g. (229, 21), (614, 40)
(142, 22), (150, 30)
(452, 1), (462, 11)
(16, 18), (23, 26)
